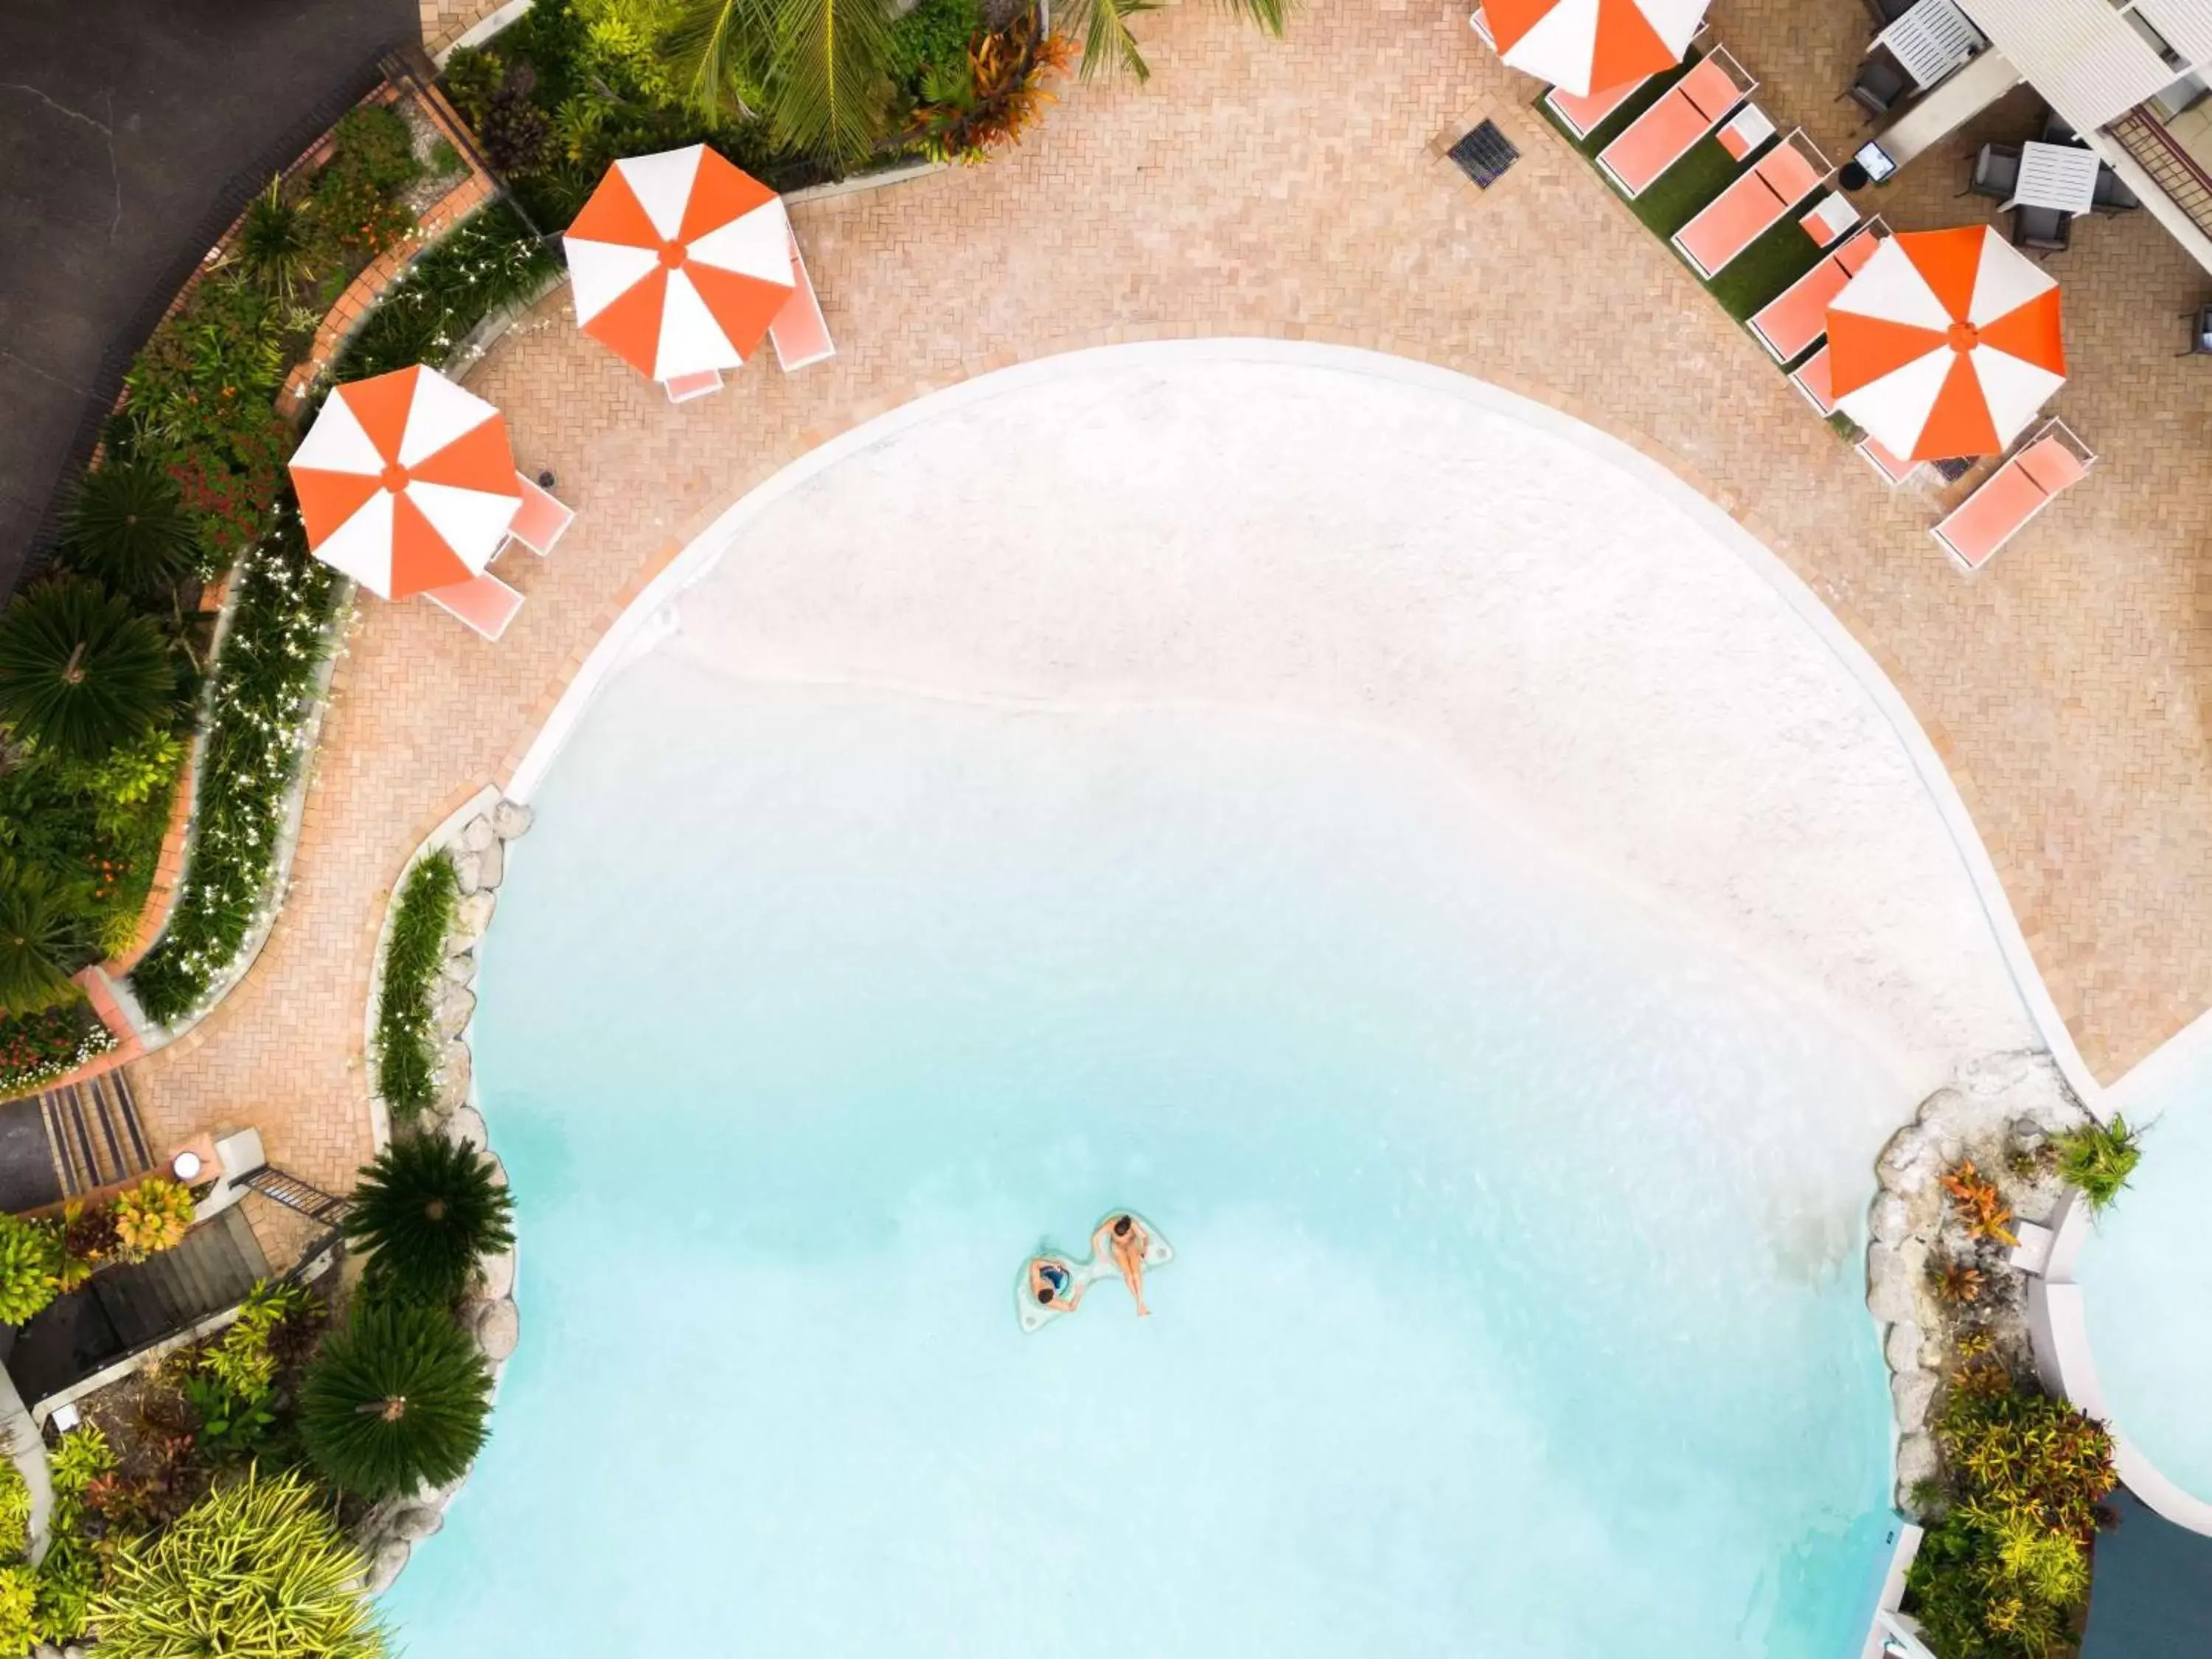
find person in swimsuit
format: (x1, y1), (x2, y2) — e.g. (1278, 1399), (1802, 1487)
(1093, 1213), (1151, 1316)
(1028, 1256), (1085, 1312)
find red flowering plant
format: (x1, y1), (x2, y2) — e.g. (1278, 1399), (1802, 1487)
(0, 1002), (116, 1099)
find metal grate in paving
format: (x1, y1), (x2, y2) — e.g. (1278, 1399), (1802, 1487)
(1448, 121), (1522, 189)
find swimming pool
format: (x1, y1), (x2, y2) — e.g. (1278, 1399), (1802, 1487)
(381, 347), (2024, 1655)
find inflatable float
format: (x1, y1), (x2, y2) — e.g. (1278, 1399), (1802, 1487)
(1015, 1211), (1175, 1333)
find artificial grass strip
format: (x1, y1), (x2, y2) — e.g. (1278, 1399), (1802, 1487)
(1707, 211), (1829, 323)
(375, 852), (457, 1118)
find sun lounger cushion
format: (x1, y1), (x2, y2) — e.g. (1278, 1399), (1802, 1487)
(1717, 103), (1775, 161)
(508, 473), (575, 557)
(1749, 227), (1880, 364)
(664, 369), (723, 403)
(1546, 74), (1647, 141)
(1799, 191), (1861, 247)
(424, 571), (525, 641)
(1933, 437), (2087, 568)
(1790, 344), (1837, 415)
(1674, 139), (1826, 278)
(771, 234), (835, 372)
(1597, 57), (1747, 197)
(1857, 434), (1921, 486)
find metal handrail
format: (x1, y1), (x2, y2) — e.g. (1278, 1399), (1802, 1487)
(2109, 104), (2212, 232)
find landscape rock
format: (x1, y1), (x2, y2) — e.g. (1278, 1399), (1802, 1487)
(1884, 1321), (1924, 1375)
(1868, 1192), (1910, 1245)
(444, 1106), (487, 1152)
(2010, 1117), (2048, 1155)
(389, 1505), (445, 1542)
(475, 837), (504, 891)
(478, 1245), (515, 1301)
(491, 799), (534, 840)
(453, 851), (484, 895)
(473, 1298), (519, 1362)
(1866, 1243), (1917, 1324)
(453, 889), (496, 942)
(434, 982), (476, 1038)
(441, 950), (477, 989)
(1892, 1371), (1938, 1435)
(1896, 1431), (1938, 1497)
(366, 1538), (411, 1595)
(459, 815), (496, 853)
(484, 1152), (508, 1189)
(1877, 1125), (1939, 1196)
(434, 1042), (473, 1113)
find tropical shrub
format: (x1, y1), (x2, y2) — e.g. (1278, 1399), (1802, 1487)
(0, 1001), (116, 1098)
(2053, 1115), (2142, 1216)
(59, 462), (204, 598)
(341, 201), (559, 379)
(114, 1177), (197, 1258)
(33, 1529), (97, 1645)
(1941, 1160), (2019, 1248)
(909, 10), (1071, 165)
(0, 1458), (30, 1558)
(204, 1278), (319, 1399)
(129, 509), (340, 1025)
(377, 853), (457, 1117)
(1932, 1256), (1986, 1306)
(234, 176), (319, 305)
(181, 1372), (277, 1464)
(0, 860), (90, 1015)
(0, 1563), (35, 1657)
(87, 1467), (385, 1659)
(302, 1299), (493, 1498)
(305, 150), (417, 282)
(332, 105), (421, 193)
(888, 0), (982, 87)
(0, 580), (176, 766)
(48, 1424), (117, 1497)
(346, 1132), (514, 1305)
(0, 1213), (63, 1325)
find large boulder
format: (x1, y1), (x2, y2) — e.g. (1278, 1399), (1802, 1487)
(1892, 1370), (1938, 1434)
(452, 889), (496, 944)
(444, 1106), (487, 1153)
(389, 1505), (444, 1542)
(1885, 1321), (1924, 1374)
(491, 798), (534, 840)
(452, 851), (485, 896)
(459, 815), (496, 853)
(1867, 1242), (1917, 1324)
(433, 983), (476, 1039)
(473, 1298), (519, 1363)
(1869, 1192), (1910, 1246)
(366, 1538), (411, 1595)
(1896, 1432), (1939, 1495)
(477, 1245), (515, 1301)
(434, 1042), (473, 1114)
(473, 836), (504, 891)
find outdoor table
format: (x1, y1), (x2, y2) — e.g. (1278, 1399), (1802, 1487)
(1864, 47), (2022, 170)
(2007, 139), (2103, 215)
(1874, 0), (1986, 89)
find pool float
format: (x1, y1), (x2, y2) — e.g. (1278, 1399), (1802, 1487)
(1015, 1211), (1175, 1333)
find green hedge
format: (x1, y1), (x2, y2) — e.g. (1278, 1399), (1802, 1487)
(375, 853), (457, 1117)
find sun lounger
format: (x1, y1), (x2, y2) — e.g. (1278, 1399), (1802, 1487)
(424, 571), (525, 641)
(771, 233), (835, 372)
(664, 369), (723, 403)
(1930, 421), (2094, 570)
(1798, 190), (1861, 247)
(1468, 5), (1494, 46)
(1790, 344), (1837, 414)
(1715, 102), (1774, 161)
(505, 473), (576, 557)
(1672, 129), (1830, 279)
(1596, 50), (1756, 198)
(1748, 222), (1884, 364)
(1857, 434), (1921, 486)
(1545, 74), (1650, 142)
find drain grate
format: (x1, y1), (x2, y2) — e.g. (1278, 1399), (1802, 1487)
(1448, 120), (1521, 188)
(1932, 456), (1975, 483)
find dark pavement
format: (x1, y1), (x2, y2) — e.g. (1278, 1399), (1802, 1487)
(0, 0), (417, 599)
(2083, 1489), (2212, 1658)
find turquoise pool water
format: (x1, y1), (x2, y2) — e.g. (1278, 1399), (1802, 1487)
(2076, 1031), (2212, 1499)
(384, 656), (1896, 1656)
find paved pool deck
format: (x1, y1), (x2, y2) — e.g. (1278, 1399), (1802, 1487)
(130, 0), (2212, 1208)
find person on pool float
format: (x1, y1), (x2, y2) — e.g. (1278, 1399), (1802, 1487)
(1094, 1213), (1151, 1316)
(1029, 1256), (1085, 1312)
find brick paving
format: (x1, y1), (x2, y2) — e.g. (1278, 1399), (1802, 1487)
(136, 0), (2212, 1231)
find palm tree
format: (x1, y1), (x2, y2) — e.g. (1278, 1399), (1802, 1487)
(0, 580), (175, 765)
(60, 462), (202, 598)
(664, 0), (897, 167)
(0, 860), (88, 1015)
(344, 1133), (515, 1307)
(234, 175), (318, 305)
(1054, 0), (1290, 83)
(301, 1300), (493, 1500)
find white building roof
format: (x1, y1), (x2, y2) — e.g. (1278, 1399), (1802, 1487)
(1955, 0), (2183, 128)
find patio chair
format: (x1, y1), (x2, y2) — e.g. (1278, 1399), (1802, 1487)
(1930, 420), (2094, 569)
(664, 369), (724, 403)
(1672, 130), (1831, 279)
(505, 473), (576, 557)
(1844, 60), (1907, 119)
(771, 232), (835, 372)
(1860, 0), (1914, 29)
(2180, 302), (2212, 358)
(1790, 344), (1838, 414)
(1960, 142), (2020, 200)
(1596, 50), (1756, 198)
(2011, 203), (2071, 254)
(423, 571), (525, 641)
(1857, 434), (1921, 486)
(1545, 73), (1652, 142)
(2040, 110), (2078, 145)
(2091, 164), (2140, 212)
(1749, 223), (1885, 364)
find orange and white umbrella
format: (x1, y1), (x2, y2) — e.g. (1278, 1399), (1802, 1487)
(563, 145), (794, 383)
(1489, 0), (1706, 97)
(1827, 226), (2067, 462)
(288, 365), (521, 599)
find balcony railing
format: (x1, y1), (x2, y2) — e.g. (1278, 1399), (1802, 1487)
(2107, 105), (2212, 242)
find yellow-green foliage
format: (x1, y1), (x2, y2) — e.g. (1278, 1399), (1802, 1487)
(0, 1460), (29, 1559)
(113, 1176), (195, 1259)
(0, 1563), (35, 1656)
(47, 1425), (116, 1497)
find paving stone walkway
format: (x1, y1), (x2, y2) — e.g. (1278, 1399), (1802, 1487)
(137, 0), (2212, 1210)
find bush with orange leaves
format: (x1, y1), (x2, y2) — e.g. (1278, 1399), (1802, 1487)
(908, 8), (1074, 166)
(1940, 1160), (2020, 1249)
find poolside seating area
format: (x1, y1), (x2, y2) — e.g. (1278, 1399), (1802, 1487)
(1930, 419), (2095, 569)
(1597, 51), (1756, 198)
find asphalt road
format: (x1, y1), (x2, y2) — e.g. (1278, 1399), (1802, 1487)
(0, 0), (418, 598)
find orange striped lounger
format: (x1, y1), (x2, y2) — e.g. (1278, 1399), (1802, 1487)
(1545, 74), (1651, 142)
(1931, 425), (2093, 570)
(1672, 132), (1827, 279)
(1790, 344), (1837, 415)
(424, 571), (525, 641)
(1596, 52), (1753, 198)
(1748, 225), (1883, 365)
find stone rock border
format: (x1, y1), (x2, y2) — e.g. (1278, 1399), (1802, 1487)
(354, 790), (532, 1594)
(1864, 1049), (2090, 1512)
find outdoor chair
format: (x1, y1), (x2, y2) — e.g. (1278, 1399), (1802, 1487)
(1749, 223), (1885, 364)
(2091, 164), (2140, 213)
(2040, 110), (2078, 145)
(1468, 6), (1494, 46)
(1860, 0), (1915, 29)
(1930, 420), (2094, 569)
(1596, 50), (1756, 198)
(1961, 143), (2020, 201)
(664, 369), (724, 403)
(505, 473), (576, 558)
(1790, 344), (1838, 415)
(770, 232), (836, 372)
(424, 571), (526, 641)
(2011, 204), (2071, 254)
(1857, 434), (1921, 487)
(2180, 303), (2212, 358)
(1672, 129), (1830, 279)
(1843, 60), (1907, 119)
(1545, 72), (1652, 142)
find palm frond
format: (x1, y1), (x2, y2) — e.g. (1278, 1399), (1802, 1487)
(770, 0), (897, 165)
(1214, 0), (1290, 37)
(663, 0), (776, 122)
(1060, 0), (1158, 83)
